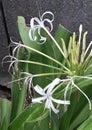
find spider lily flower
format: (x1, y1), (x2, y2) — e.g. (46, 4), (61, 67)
(29, 11), (67, 57)
(32, 78), (70, 114)
(2, 55), (18, 74)
(29, 11), (54, 44)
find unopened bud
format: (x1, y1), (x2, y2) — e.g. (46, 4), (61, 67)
(79, 24), (82, 33)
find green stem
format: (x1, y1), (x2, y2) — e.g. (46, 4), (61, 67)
(85, 64), (92, 73)
(33, 72), (63, 78)
(72, 79), (91, 109)
(73, 75), (92, 80)
(18, 60), (63, 72)
(20, 44), (71, 73)
(43, 27), (65, 57)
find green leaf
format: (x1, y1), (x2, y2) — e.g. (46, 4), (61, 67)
(8, 104), (49, 130)
(77, 115), (92, 130)
(24, 113), (59, 130)
(0, 98), (11, 130)
(53, 24), (72, 62)
(10, 48), (29, 121)
(59, 78), (92, 130)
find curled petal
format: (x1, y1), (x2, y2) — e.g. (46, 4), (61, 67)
(10, 38), (20, 46)
(8, 60), (16, 73)
(12, 44), (22, 56)
(40, 36), (46, 43)
(38, 27), (46, 44)
(41, 11), (54, 22)
(43, 19), (53, 32)
(30, 17), (42, 28)
(2, 55), (18, 74)
(29, 28), (37, 41)
(29, 11), (54, 44)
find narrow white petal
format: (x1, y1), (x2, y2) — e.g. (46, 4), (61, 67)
(34, 85), (46, 96)
(52, 97), (70, 105)
(50, 100), (59, 113)
(32, 96), (46, 103)
(47, 78), (61, 93)
(45, 98), (59, 113)
(44, 84), (50, 91)
(43, 19), (53, 32)
(45, 98), (51, 109)
(40, 36), (46, 43)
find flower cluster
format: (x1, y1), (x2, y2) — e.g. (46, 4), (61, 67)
(3, 11), (92, 114)
(28, 11), (92, 112)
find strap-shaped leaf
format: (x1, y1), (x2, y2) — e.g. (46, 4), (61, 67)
(77, 114), (92, 130)
(0, 99), (11, 130)
(24, 113), (59, 130)
(53, 24), (72, 61)
(8, 104), (49, 130)
(59, 78), (92, 130)
(10, 48), (29, 121)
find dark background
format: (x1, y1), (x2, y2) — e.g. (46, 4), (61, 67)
(0, 0), (92, 87)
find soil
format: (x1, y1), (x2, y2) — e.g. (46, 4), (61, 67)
(0, 85), (11, 100)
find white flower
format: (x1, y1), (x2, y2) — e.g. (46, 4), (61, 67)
(29, 11), (54, 44)
(32, 78), (70, 113)
(2, 55), (18, 74)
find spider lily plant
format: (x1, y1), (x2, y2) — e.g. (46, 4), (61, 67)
(0, 11), (92, 130)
